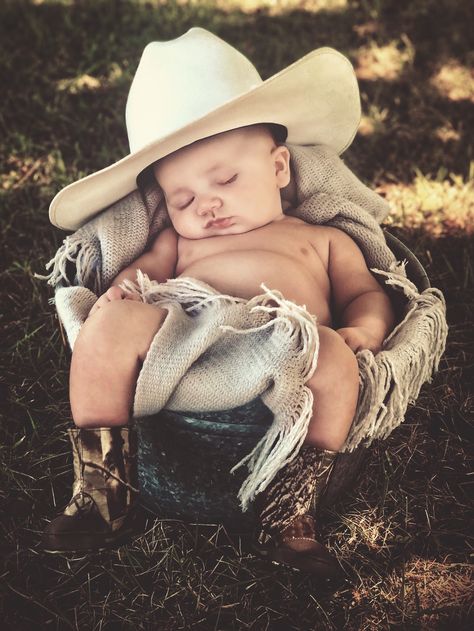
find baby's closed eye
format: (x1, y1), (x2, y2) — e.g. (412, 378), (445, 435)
(219, 174), (238, 185)
(176, 174), (238, 209)
(178, 198), (194, 210)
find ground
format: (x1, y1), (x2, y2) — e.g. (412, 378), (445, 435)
(1, 1), (472, 629)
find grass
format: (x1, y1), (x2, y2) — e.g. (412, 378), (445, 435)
(1, 0), (473, 629)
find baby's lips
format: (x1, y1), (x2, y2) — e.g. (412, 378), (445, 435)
(206, 217), (234, 228)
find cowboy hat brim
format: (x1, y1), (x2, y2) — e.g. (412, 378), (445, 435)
(50, 47), (360, 230)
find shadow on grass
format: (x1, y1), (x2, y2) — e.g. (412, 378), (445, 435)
(1, 0), (473, 182)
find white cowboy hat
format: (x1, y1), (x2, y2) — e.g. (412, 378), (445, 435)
(49, 27), (361, 231)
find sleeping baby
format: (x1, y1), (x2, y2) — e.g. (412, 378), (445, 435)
(51, 122), (396, 577)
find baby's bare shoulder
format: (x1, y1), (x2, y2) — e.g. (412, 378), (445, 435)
(151, 225), (178, 245)
(302, 223), (357, 247)
(298, 221), (348, 244)
(150, 225), (179, 262)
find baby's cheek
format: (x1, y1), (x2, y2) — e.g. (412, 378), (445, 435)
(175, 217), (202, 239)
(167, 212), (183, 232)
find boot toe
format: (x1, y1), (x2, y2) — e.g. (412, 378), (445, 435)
(274, 538), (342, 580)
(41, 510), (110, 553)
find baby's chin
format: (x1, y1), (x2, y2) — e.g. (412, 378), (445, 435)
(175, 223), (261, 239)
(175, 220), (274, 241)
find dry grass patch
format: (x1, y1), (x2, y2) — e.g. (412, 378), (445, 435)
(380, 167), (474, 237)
(388, 558), (473, 626)
(339, 507), (396, 551)
(430, 60), (474, 103)
(355, 37), (415, 81)
(55, 63), (124, 94)
(345, 559), (473, 630)
(1, 153), (65, 192)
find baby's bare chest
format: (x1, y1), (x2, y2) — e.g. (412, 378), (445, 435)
(173, 220), (333, 323)
(176, 220), (329, 277)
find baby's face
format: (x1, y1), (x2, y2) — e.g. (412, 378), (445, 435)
(153, 125), (291, 239)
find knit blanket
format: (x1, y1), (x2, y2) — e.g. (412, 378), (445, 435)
(38, 144), (448, 512)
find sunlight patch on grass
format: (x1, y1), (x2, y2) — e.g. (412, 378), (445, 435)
(355, 37), (415, 81)
(56, 63), (123, 95)
(381, 166), (474, 237)
(430, 59), (474, 103)
(56, 74), (101, 93)
(358, 104), (389, 136)
(387, 558), (473, 625)
(341, 507), (394, 550)
(1, 152), (66, 192)
(435, 124), (462, 143)
(151, 0), (349, 14)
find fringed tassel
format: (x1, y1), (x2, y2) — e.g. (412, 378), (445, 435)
(34, 235), (101, 293)
(221, 284), (319, 381)
(227, 284), (320, 511)
(343, 270), (448, 452)
(119, 270), (246, 313)
(232, 385), (315, 512)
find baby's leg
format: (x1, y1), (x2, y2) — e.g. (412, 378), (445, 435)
(69, 300), (168, 428)
(304, 325), (360, 451)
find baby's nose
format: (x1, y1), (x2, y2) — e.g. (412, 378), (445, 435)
(197, 197), (222, 216)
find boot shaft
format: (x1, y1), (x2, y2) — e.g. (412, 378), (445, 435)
(255, 444), (338, 541)
(64, 427), (138, 526)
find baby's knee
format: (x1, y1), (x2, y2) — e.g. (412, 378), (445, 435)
(309, 325), (359, 385)
(75, 299), (168, 362)
(319, 326), (356, 357)
(77, 301), (118, 344)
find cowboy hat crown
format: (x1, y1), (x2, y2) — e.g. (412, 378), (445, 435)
(126, 29), (263, 154)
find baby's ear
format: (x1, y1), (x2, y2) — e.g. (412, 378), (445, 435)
(273, 145), (291, 189)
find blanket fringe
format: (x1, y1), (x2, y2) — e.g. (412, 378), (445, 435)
(226, 284), (319, 511)
(34, 235), (101, 293)
(220, 284), (319, 382)
(343, 269), (448, 452)
(120, 270), (247, 313)
(232, 385), (315, 511)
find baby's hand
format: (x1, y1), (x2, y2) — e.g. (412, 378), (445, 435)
(336, 326), (382, 354)
(88, 286), (141, 318)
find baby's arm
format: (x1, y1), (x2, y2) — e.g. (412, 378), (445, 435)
(112, 226), (178, 286)
(327, 227), (396, 353)
(88, 226), (178, 317)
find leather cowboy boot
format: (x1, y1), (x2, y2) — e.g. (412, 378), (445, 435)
(252, 443), (340, 578)
(42, 426), (142, 553)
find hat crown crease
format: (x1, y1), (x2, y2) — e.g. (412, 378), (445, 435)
(126, 29), (262, 154)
